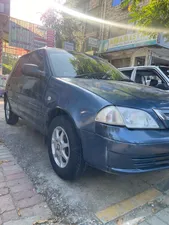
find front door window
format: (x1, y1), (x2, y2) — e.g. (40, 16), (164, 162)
(135, 69), (167, 89)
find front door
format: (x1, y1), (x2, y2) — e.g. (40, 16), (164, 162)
(7, 55), (30, 115)
(21, 49), (49, 132)
(134, 68), (168, 90)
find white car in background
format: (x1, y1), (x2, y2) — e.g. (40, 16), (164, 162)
(119, 66), (169, 90)
(0, 75), (9, 97)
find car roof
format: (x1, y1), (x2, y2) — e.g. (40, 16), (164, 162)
(20, 48), (103, 62)
(119, 65), (169, 70)
(44, 47), (69, 53)
(20, 47), (71, 58)
(119, 66), (160, 70)
(158, 66), (169, 68)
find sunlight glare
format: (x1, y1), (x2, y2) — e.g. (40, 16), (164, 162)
(53, 2), (169, 35)
(11, 0), (58, 24)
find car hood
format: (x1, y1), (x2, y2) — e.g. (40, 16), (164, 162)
(61, 78), (169, 109)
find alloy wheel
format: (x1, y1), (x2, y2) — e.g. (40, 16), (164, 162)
(51, 126), (70, 168)
(6, 101), (10, 120)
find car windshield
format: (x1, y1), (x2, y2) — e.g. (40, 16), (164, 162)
(49, 51), (129, 81)
(159, 66), (169, 78)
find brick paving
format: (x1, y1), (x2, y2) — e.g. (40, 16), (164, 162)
(0, 144), (57, 225)
(140, 209), (169, 225)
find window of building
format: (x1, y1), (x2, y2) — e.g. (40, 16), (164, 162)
(111, 58), (130, 68)
(109, 27), (127, 38)
(109, 20), (128, 38)
(88, 7), (100, 17)
(78, 1), (89, 13)
(112, 0), (123, 7)
(86, 23), (99, 35)
(0, 3), (5, 13)
(134, 56), (146, 66)
(126, 22), (136, 34)
(89, 0), (100, 10)
(4, 3), (10, 14)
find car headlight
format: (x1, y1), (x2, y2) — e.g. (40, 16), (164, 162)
(95, 106), (159, 129)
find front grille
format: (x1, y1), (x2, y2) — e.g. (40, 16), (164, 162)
(132, 153), (169, 169)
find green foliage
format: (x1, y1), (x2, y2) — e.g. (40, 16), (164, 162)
(122, 0), (169, 36)
(2, 54), (18, 75)
(41, 0), (85, 51)
(2, 64), (12, 75)
(122, 0), (141, 10)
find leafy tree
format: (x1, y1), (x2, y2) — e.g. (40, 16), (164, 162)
(122, 0), (169, 36)
(2, 54), (18, 75)
(3, 64), (12, 74)
(41, 0), (85, 51)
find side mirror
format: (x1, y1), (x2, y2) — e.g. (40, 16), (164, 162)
(22, 64), (45, 78)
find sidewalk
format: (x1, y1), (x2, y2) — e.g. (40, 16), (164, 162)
(105, 183), (169, 225)
(95, 173), (169, 225)
(139, 202), (169, 225)
(0, 143), (58, 225)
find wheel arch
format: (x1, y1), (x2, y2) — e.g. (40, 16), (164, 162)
(47, 107), (81, 137)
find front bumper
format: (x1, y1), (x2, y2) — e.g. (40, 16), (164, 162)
(107, 142), (169, 173)
(80, 123), (169, 174)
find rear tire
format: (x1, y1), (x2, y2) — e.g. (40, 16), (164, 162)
(48, 116), (86, 180)
(4, 98), (18, 125)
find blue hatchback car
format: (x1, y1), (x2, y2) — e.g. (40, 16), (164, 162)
(4, 48), (169, 180)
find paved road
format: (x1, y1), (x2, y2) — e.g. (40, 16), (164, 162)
(0, 99), (169, 224)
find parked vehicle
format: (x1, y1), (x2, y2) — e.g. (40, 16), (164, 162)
(4, 48), (169, 180)
(119, 66), (169, 90)
(0, 75), (9, 97)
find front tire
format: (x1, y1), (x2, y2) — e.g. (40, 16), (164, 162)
(48, 116), (86, 180)
(4, 98), (19, 125)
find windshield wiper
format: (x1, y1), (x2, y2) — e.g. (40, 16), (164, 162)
(75, 74), (90, 78)
(75, 72), (115, 80)
(75, 73), (106, 79)
(75, 73), (133, 81)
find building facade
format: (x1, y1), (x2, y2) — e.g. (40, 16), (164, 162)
(0, 0), (10, 75)
(99, 0), (169, 68)
(78, 0), (169, 68)
(75, 0), (104, 52)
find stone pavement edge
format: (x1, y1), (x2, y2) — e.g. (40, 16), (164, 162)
(0, 143), (58, 225)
